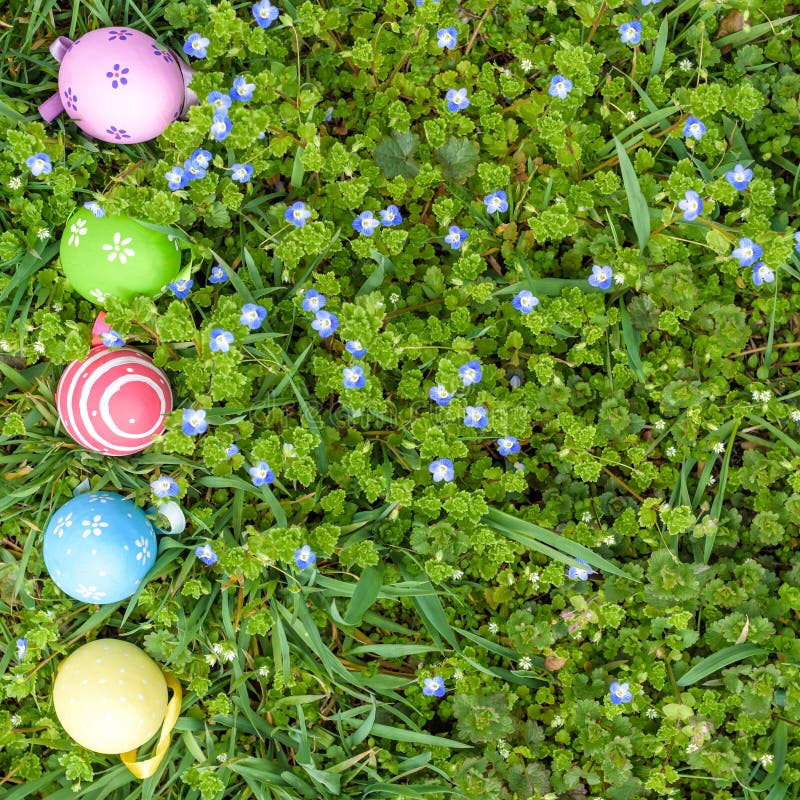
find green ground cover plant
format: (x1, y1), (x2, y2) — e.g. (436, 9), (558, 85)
(2, 0), (800, 797)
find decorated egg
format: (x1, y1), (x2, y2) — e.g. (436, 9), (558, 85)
(38, 27), (197, 143)
(60, 207), (181, 304)
(53, 639), (168, 754)
(43, 491), (158, 604)
(56, 345), (172, 456)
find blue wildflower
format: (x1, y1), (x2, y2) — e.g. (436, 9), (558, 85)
(192, 148), (213, 169)
(346, 340), (367, 358)
(302, 289), (326, 312)
(445, 88), (470, 112)
(795, 231), (800, 252)
(294, 544), (317, 570)
(352, 210), (380, 236)
(209, 265), (228, 284)
(210, 113), (232, 142)
(678, 189), (703, 222)
(725, 163), (753, 190)
(732, 237), (762, 267)
(379, 204), (403, 226)
(16, 638), (27, 660)
(343, 365), (366, 389)
(182, 408), (208, 436)
(436, 27), (458, 49)
(285, 201), (312, 227)
(752, 263), (775, 286)
(83, 201), (105, 218)
(459, 360), (482, 387)
(618, 21), (642, 46)
(240, 303), (268, 330)
(169, 278), (194, 298)
(464, 405), (488, 428)
(311, 310), (339, 338)
(252, 0), (280, 28)
(230, 76), (256, 102)
(183, 157), (207, 182)
(444, 225), (468, 250)
(150, 477), (179, 498)
(429, 385), (454, 406)
(207, 90), (232, 116)
(183, 33), (210, 59)
(195, 544), (218, 565)
(568, 557), (596, 581)
(512, 290), (539, 314)
(422, 676), (446, 697)
(610, 681), (633, 705)
(99, 330), (125, 348)
(26, 153), (52, 177)
(225, 443), (239, 458)
(249, 460), (275, 486)
(497, 436), (520, 456)
(209, 328), (235, 353)
(429, 458), (455, 483)
(484, 190), (508, 214)
(548, 75), (573, 99)
(683, 115), (706, 141)
(165, 165), (187, 191)
(588, 264), (613, 290)
(231, 163), (254, 183)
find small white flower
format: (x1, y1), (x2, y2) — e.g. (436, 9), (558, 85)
(52, 303), (62, 312)
(791, 409), (800, 422)
(518, 656), (532, 670)
(613, 271), (625, 284)
(216, 753), (228, 763)
(708, 474), (716, 485)
(453, 668), (463, 680)
(282, 442), (297, 459)
(528, 571), (540, 586)
(666, 446), (677, 458)
(551, 714), (564, 727)
(211, 643), (224, 655)
(102, 232), (136, 264)
(654, 419), (666, 430)
(645, 708), (659, 719)
(488, 622), (499, 634)
(8, 176), (22, 189)
(520, 58), (533, 72)
(624, 111), (636, 122)
(581, 511), (592, 523)
(686, 743), (699, 754)
(33, 340), (45, 354)
(661, 502), (670, 512)
(759, 753), (774, 768)
(497, 738), (511, 759)
(603, 534), (615, 545)
(37, 227), (50, 241)
(452, 570), (463, 580)
(712, 441), (725, 454)
(205, 654), (217, 667)
(679, 58), (693, 71)
(257, 665), (270, 677)
(389, 292), (400, 306)
(10, 714), (22, 727)
(0, 340), (8, 352)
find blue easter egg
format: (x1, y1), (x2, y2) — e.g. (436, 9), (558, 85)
(43, 491), (157, 604)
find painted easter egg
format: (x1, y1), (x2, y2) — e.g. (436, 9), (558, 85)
(53, 639), (168, 754)
(43, 491), (158, 604)
(56, 346), (172, 456)
(60, 207), (181, 304)
(57, 27), (189, 143)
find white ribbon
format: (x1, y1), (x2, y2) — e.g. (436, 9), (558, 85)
(149, 501), (186, 535)
(72, 478), (91, 496)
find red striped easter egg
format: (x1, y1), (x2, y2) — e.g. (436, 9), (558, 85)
(56, 346), (172, 456)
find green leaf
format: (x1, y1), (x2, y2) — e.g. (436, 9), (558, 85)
(344, 562), (384, 626)
(619, 298), (645, 383)
(374, 131), (420, 178)
(613, 134), (651, 253)
(676, 643), (770, 686)
(434, 137), (480, 183)
(650, 18), (669, 78)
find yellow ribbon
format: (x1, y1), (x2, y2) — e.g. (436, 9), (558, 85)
(120, 673), (182, 779)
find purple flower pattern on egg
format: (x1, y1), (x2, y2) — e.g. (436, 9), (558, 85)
(106, 64), (130, 89)
(63, 87), (78, 111)
(107, 29), (134, 41)
(150, 44), (174, 63)
(106, 126), (131, 140)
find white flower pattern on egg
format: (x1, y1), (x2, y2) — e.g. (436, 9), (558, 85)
(134, 537), (151, 563)
(68, 218), (87, 247)
(52, 512), (74, 538)
(81, 514), (108, 538)
(75, 584), (107, 602)
(89, 288), (109, 303)
(102, 233), (135, 264)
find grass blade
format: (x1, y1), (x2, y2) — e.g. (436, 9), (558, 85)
(676, 643), (770, 686)
(613, 134), (651, 253)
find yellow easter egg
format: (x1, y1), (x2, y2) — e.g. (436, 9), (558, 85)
(53, 639), (168, 754)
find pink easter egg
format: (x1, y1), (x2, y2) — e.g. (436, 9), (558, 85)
(57, 27), (188, 144)
(56, 346), (173, 456)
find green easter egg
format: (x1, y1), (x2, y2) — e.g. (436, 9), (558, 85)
(60, 208), (181, 304)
